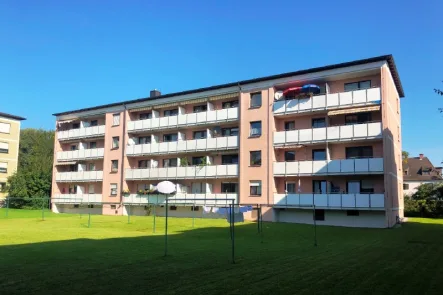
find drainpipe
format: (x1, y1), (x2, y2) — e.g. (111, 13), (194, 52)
(267, 88), (270, 206)
(119, 104), (128, 206)
(237, 82), (242, 206)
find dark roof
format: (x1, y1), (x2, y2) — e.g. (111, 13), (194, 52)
(403, 157), (443, 181)
(0, 112), (26, 121)
(53, 54), (404, 116)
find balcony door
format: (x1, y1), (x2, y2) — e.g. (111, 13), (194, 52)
(347, 181), (360, 194)
(313, 180), (327, 194)
(191, 183), (206, 194)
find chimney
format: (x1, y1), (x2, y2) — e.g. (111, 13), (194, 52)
(419, 153), (424, 160)
(150, 89), (161, 98)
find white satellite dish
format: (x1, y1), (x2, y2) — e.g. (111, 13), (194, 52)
(156, 181), (176, 194)
(274, 91), (283, 101)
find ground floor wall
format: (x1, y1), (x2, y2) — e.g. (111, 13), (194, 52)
(123, 205), (225, 219)
(53, 204), (103, 215)
(274, 208), (386, 228)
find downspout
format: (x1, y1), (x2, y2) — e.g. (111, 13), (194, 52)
(119, 104), (127, 206)
(237, 82), (242, 205)
(267, 88), (271, 206)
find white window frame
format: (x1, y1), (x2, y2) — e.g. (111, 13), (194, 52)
(110, 183), (118, 196)
(0, 122), (11, 134)
(112, 113), (120, 126)
(0, 142), (9, 154)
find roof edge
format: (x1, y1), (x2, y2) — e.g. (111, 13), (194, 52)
(0, 112), (26, 121)
(53, 54), (404, 117)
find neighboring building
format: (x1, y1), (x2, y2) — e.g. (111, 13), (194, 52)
(51, 54), (404, 228)
(403, 154), (443, 196)
(0, 112), (26, 199)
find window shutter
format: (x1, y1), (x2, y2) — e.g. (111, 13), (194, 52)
(0, 162), (7, 168)
(0, 142), (8, 150)
(250, 181), (260, 187)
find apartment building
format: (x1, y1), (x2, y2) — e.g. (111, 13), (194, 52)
(0, 112), (26, 199)
(51, 55), (404, 228)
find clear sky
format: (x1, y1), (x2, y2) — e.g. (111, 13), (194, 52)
(1, 0), (442, 164)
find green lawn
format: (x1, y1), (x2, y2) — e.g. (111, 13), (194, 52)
(0, 211), (442, 294)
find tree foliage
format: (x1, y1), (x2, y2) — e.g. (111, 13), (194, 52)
(402, 151), (409, 164)
(5, 129), (54, 208)
(405, 183), (443, 218)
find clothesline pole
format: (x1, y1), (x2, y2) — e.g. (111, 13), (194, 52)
(153, 196), (158, 233)
(192, 202), (195, 228)
(164, 197), (169, 257)
(313, 204), (317, 247)
(231, 199), (235, 264)
(257, 203), (260, 234)
(260, 204), (263, 244)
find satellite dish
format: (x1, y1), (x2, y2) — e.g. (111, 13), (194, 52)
(156, 181), (176, 194)
(274, 91), (283, 101)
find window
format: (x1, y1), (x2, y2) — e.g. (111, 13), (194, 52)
(138, 160), (148, 168)
(250, 121), (262, 137)
(88, 204), (94, 209)
(89, 142), (97, 149)
(222, 154), (239, 164)
(193, 105), (207, 113)
(284, 121), (295, 131)
(112, 113), (120, 126)
(0, 142), (8, 154)
(285, 151), (296, 161)
(90, 120), (98, 127)
(72, 123), (80, 129)
(89, 163), (96, 171)
(345, 146), (373, 159)
(0, 162), (7, 173)
(111, 160), (118, 172)
(222, 100), (239, 109)
(250, 151), (261, 166)
(313, 180), (327, 194)
(344, 80), (371, 92)
(163, 158), (178, 167)
(250, 92), (262, 108)
(361, 180), (374, 193)
(138, 136), (151, 144)
(192, 156), (205, 166)
(163, 133), (178, 142)
(69, 164), (77, 172)
(191, 206), (199, 211)
(70, 145), (78, 151)
(221, 127), (239, 137)
(73, 204), (79, 209)
(193, 130), (207, 139)
(312, 149), (326, 161)
(250, 181), (262, 196)
(110, 183), (118, 196)
(0, 122), (11, 133)
(221, 182), (239, 193)
(347, 210), (359, 216)
(0, 182), (6, 192)
(88, 184), (95, 194)
(404, 170), (408, 176)
(139, 113), (152, 120)
(112, 137), (119, 149)
(314, 209), (325, 221)
(345, 112), (372, 125)
(312, 118), (326, 128)
(110, 205), (117, 210)
(170, 206), (177, 211)
(286, 182), (296, 193)
(164, 109), (178, 117)
(403, 183), (409, 190)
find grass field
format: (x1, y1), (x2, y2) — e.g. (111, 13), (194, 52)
(0, 210), (443, 294)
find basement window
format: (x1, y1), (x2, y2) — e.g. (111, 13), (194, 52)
(170, 206), (177, 211)
(314, 209), (325, 221)
(347, 210), (359, 216)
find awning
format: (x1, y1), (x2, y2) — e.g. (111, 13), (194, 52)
(55, 161), (77, 166)
(328, 105), (380, 116)
(275, 144), (306, 149)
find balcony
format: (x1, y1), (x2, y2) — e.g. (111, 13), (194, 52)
(126, 136), (239, 156)
(57, 126), (105, 141)
(274, 122), (382, 146)
(126, 164), (238, 180)
(52, 194), (103, 204)
(273, 158), (384, 176)
(123, 193), (238, 206)
(273, 193), (385, 210)
(57, 148), (105, 161)
(55, 171), (104, 182)
(127, 108), (239, 133)
(273, 87), (381, 115)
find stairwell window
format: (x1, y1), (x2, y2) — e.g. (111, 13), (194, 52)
(344, 80), (371, 92)
(0, 142), (8, 154)
(110, 183), (118, 196)
(250, 151), (262, 166)
(111, 160), (118, 172)
(112, 113), (120, 126)
(112, 137), (119, 149)
(250, 181), (262, 196)
(250, 92), (262, 108)
(250, 121), (262, 137)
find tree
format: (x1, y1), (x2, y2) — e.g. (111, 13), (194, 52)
(435, 81), (443, 112)
(5, 129), (54, 208)
(405, 183), (443, 218)
(402, 151), (409, 164)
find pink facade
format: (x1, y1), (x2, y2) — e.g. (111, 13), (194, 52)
(51, 55), (404, 228)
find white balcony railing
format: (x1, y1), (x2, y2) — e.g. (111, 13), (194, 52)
(55, 171), (104, 182)
(123, 193), (238, 206)
(57, 148), (105, 161)
(57, 126), (106, 141)
(127, 107), (239, 132)
(273, 87), (381, 115)
(52, 194), (103, 204)
(126, 164), (238, 180)
(274, 122), (382, 146)
(273, 158), (384, 176)
(273, 193), (385, 209)
(126, 136), (239, 156)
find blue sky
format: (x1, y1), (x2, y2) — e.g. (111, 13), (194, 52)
(1, 0), (442, 164)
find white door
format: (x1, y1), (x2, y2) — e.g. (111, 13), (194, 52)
(347, 181), (360, 194)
